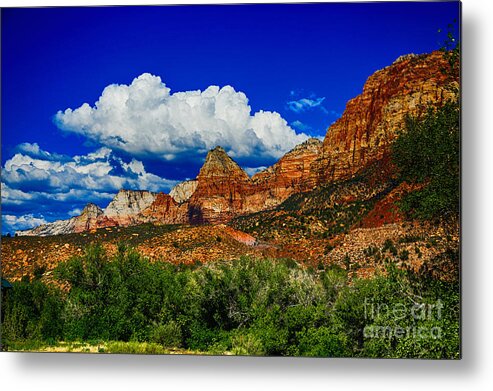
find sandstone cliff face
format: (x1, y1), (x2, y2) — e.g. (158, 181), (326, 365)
(140, 192), (188, 224)
(185, 140), (324, 222)
(169, 180), (198, 203)
(72, 203), (105, 233)
(315, 51), (458, 182)
(245, 138), (322, 211)
(188, 146), (253, 224)
(104, 189), (157, 226)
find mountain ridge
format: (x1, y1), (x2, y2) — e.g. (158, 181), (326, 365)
(16, 50), (457, 236)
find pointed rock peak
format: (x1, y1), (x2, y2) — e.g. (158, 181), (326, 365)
(305, 137), (323, 145)
(211, 145), (226, 153)
(199, 146), (249, 180)
(81, 203), (104, 217)
(206, 146), (231, 162)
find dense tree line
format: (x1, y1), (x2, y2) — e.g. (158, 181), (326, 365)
(1, 244), (459, 358)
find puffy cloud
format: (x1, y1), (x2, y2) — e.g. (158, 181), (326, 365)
(2, 214), (48, 233)
(1, 145), (179, 233)
(68, 208), (82, 216)
(286, 96), (327, 113)
(55, 73), (309, 162)
(15, 142), (68, 161)
(2, 146), (177, 194)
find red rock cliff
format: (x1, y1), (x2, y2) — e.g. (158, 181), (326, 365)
(315, 51), (458, 182)
(188, 146), (253, 224)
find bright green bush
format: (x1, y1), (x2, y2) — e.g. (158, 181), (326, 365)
(231, 333), (265, 356)
(150, 321), (182, 348)
(392, 100), (459, 220)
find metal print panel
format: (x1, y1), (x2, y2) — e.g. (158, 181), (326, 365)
(0, 1), (461, 358)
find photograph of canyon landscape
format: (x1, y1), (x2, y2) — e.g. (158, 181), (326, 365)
(0, 2), (460, 358)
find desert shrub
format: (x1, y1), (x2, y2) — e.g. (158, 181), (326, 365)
(399, 250), (410, 261)
(382, 239), (398, 256)
(331, 263), (459, 358)
(295, 326), (349, 357)
(231, 333), (265, 356)
(150, 321), (182, 348)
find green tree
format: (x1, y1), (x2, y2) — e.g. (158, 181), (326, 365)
(392, 100), (459, 220)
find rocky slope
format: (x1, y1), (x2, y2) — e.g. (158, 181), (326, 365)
(17, 216), (79, 237)
(18, 191), (160, 236)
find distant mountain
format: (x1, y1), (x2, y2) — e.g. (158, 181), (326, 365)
(17, 51), (457, 236)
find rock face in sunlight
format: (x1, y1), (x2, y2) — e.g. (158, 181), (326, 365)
(188, 146), (253, 224)
(16, 217), (78, 237)
(140, 193), (188, 224)
(248, 137), (322, 211)
(104, 189), (158, 225)
(17, 51), (458, 235)
(169, 180), (198, 203)
(314, 51), (458, 182)
(187, 140), (324, 223)
(72, 203), (105, 233)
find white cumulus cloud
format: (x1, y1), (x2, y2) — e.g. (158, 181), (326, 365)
(54, 73), (309, 161)
(2, 146), (177, 194)
(2, 214), (48, 233)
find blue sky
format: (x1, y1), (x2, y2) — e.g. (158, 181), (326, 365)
(1, 2), (460, 233)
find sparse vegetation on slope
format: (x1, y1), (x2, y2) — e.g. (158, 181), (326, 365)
(231, 161), (395, 242)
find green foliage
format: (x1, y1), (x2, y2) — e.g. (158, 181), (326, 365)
(2, 244), (460, 358)
(392, 95), (459, 220)
(150, 321), (183, 348)
(1, 278), (63, 344)
(105, 341), (170, 355)
(399, 249), (410, 261)
(295, 326), (349, 357)
(231, 333), (265, 356)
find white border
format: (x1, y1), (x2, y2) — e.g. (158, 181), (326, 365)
(1, 0), (492, 390)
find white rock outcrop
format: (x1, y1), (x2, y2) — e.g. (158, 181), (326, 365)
(169, 180), (198, 203)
